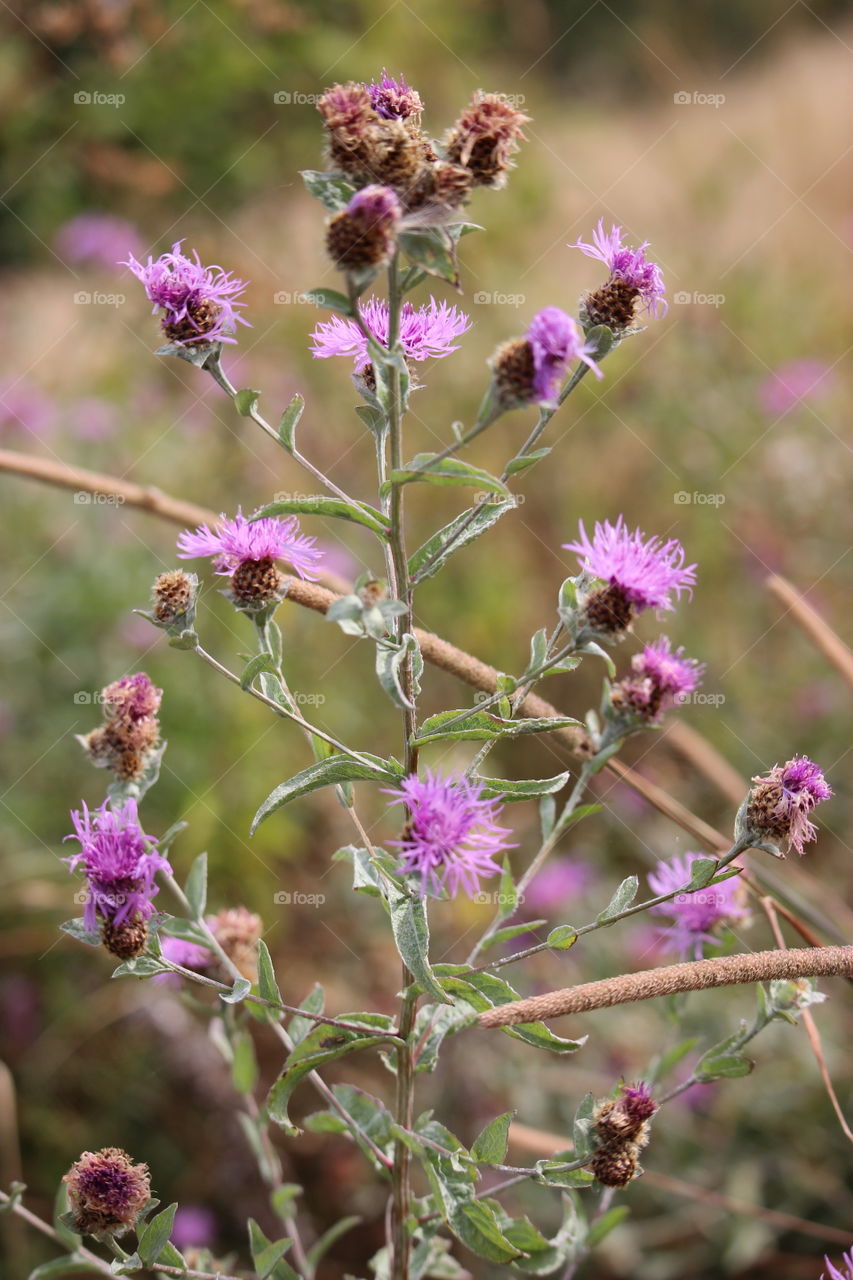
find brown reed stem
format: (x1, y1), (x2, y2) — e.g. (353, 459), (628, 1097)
(477, 946), (853, 1026)
(766, 573), (853, 689)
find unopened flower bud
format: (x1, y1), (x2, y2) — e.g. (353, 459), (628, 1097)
(366, 71), (423, 122)
(101, 913), (148, 959)
(317, 82), (379, 177)
(326, 186), (402, 271)
(152, 569), (195, 624)
(589, 1142), (640, 1188)
(443, 92), (530, 189)
(63, 1148), (151, 1239)
(610, 638), (704, 724)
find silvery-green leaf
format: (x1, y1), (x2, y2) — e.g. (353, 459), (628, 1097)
(399, 228), (459, 286)
(596, 875), (639, 922)
(60, 918), (101, 947)
(154, 339), (220, 368)
(111, 956), (169, 978)
(137, 1202), (177, 1266)
(376, 633), (421, 711)
(235, 387), (260, 417)
(409, 498), (517, 582)
(477, 772), (570, 802)
(385, 454), (508, 497)
(251, 754), (402, 833)
(387, 883), (451, 1005)
(413, 710), (579, 747)
(471, 1112), (513, 1163)
(302, 287), (353, 315)
(267, 1016), (395, 1133)
(184, 850), (207, 916)
(305, 1216), (362, 1271)
(505, 448), (551, 476)
(480, 919), (546, 951)
(278, 394), (304, 450)
(221, 976), (252, 1004)
(248, 1218), (298, 1280)
(547, 925), (578, 951)
(300, 169), (355, 211)
(252, 495), (389, 537)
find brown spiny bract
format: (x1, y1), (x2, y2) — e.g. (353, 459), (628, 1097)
(229, 557), (286, 609)
(582, 279), (639, 333)
(364, 119), (429, 192)
(443, 92), (530, 188)
(746, 781), (790, 843)
(152, 569), (193, 623)
(163, 299), (222, 346)
(583, 582), (635, 636)
(589, 1143), (640, 1189)
(491, 337), (536, 405)
(326, 209), (395, 270)
(101, 915), (148, 960)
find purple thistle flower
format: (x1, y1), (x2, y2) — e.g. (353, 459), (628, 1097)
(103, 673), (162, 723)
(564, 516), (697, 613)
(64, 798), (169, 932)
(121, 240), (250, 345)
(347, 184), (401, 224)
(63, 1148), (151, 1239)
(759, 359), (835, 417)
(385, 769), (515, 898)
(619, 1081), (657, 1125)
(747, 755), (832, 856)
(572, 219), (667, 316)
(366, 71), (422, 120)
(613, 637), (704, 722)
(527, 307), (602, 403)
(310, 296), (471, 368)
(823, 1252), (853, 1280)
(647, 852), (748, 959)
(177, 508), (323, 581)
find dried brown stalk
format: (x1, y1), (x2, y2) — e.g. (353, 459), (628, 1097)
(767, 573), (853, 689)
(478, 947), (853, 1026)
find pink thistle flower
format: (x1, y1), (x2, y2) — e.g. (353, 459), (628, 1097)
(613, 637), (704, 722)
(647, 852), (748, 959)
(759, 359), (835, 417)
(527, 307), (602, 402)
(564, 516), (697, 613)
(366, 71), (423, 120)
(746, 755), (832, 856)
(64, 798), (169, 933)
(310, 296), (470, 368)
(824, 1252), (853, 1280)
(572, 219), (667, 317)
(385, 769), (515, 898)
(177, 509), (322, 581)
(121, 240), (250, 345)
(56, 213), (143, 268)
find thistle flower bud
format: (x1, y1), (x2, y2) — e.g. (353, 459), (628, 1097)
(63, 1148), (151, 1239)
(326, 186), (402, 271)
(610, 638), (704, 724)
(209, 906), (263, 983)
(589, 1142), (640, 1188)
(491, 308), (601, 409)
(443, 92), (530, 188)
(79, 673), (163, 783)
(152, 568), (195, 624)
(101, 913), (149, 960)
(594, 1082), (657, 1144)
(571, 220), (666, 333)
(317, 82), (380, 176)
(410, 160), (473, 212)
(738, 755), (831, 856)
(229, 556), (287, 610)
(367, 71), (423, 123)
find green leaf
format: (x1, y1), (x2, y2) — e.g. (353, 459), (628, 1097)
(413, 709), (579, 747)
(300, 169), (355, 211)
(278, 393), (304, 451)
(505, 448), (551, 476)
(596, 875), (639, 922)
(221, 976), (252, 1004)
(52, 1183), (80, 1252)
(411, 1002), (477, 1073)
(231, 1030), (258, 1093)
(110, 1253), (142, 1274)
(555, 802), (603, 835)
(235, 387), (260, 417)
(686, 858), (718, 890)
(184, 850), (208, 916)
(534, 1160), (595, 1188)
(248, 1218), (298, 1280)
(240, 652), (279, 690)
(251, 754), (402, 833)
(385, 454), (509, 496)
(270, 1184), (303, 1220)
(439, 971), (585, 1054)
(257, 939), (283, 1016)
(376, 633), (421, 711)
(267, 1016), (395, 1133)
(59, 918), (101, 947)
(447, 1200), (521, 1263)
(471, 1111), (513, 1164)
(302, 287), (353, 315)
(137, 1202), (177, 1265)
(157, 915), (210, 948)
(399, 228), (459, 286)
(480, 919), (547, 951)
(695, 1052), (753, 1081)
(387, 884), (451, 1005)
(408, 498), (517, 582)
(477, 772), (570, 802)
(288, 983), (325, 1046)
(304, 1084), (395, 1170)
(332, 843), (401, 897)
(586, 1204), (630, 1247)
(305, 1215), (362, 1270)
(111, 956), (169, 978)
(547, 925), (578, 951)
(252, 495), (389, 537)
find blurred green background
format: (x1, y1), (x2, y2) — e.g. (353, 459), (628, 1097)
(1, 1), (851, 1276)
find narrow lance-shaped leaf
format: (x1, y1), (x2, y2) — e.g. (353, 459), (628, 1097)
(387, 883), (452, 1005)
(251, 754), (402, 834)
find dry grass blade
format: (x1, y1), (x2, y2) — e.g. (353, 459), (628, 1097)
(766, 574), (853, 690)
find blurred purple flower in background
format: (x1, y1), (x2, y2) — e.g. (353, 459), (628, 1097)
(0, 379), (58, 438)
(171, 1205), (217, 1251)
(55, 214), (144, 269)
(759, 359), (835, 417)
(525, 858), (595, 911)
(68, 398), (116, 441)
(647, 851), (748, 958)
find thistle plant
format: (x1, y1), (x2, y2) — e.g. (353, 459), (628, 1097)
(7, 70), (848, 1280)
